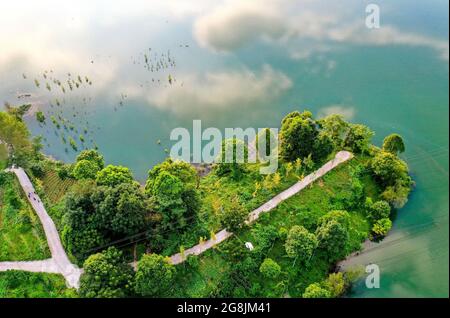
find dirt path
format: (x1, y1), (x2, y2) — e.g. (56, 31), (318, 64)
(169, 151), (353, 264)
(0, 167), (82, 289)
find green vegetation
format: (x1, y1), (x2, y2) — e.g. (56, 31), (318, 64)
(135, 254), (176, 297)
(80, 247), (134, 298)
(0, 171), (50, 261)
(96, 165), (134, 187)
(0, 108), (412, 298)
(0, 143), (7, 170)
(0, 271), (76, 298)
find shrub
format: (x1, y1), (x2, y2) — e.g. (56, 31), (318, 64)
(259, 258), (281, 279)
(284, 225), (317, 261)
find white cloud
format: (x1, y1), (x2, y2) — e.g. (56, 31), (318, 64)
(193, 0), (449, 61)
(143, 65), (292, 113)
(194, 1), (288, 52)
(317, 105), (355, 120)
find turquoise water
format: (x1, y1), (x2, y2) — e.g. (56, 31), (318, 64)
(0, 0), (448, 297)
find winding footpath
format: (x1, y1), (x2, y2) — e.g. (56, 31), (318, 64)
(0, 167), (82, 289)
(169, 151), (353, 264)
(0, 151), (352, 288)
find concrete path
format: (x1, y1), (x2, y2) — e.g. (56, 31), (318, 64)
(169, 151), (353, 264)
(0, 167), (82, 289)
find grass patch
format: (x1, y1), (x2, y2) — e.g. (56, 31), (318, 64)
(0, 271), (76, 298)
(40, 168), (77, 205)
(0, 173), (50, 261)
(0, 143), (7, 170)
(172, 156), (376, 297)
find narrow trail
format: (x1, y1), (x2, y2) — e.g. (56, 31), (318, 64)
(169, 151), (353, 264)
(0, 167), (82, 289)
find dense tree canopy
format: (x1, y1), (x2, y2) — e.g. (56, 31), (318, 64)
(367, 200), (391, 223)
(382, 133), (405, 154)
(318, 114), (349, 147)
(146, 158), (197, 192)
(259, 258), (281, 279)
(80, 247), (134, 298)
(279, 110), (334, 163)
(302, 283), (331, 298)
(344, 123), (374, 153)
(96, 165), (134, 187)
(76, 149), (105, 170)
(372, 218), (392, 237)
(215, 138), (249, 180)
(284, 225), (318, 261)
(219, 196), (248, 233)
(150, 171), (187, 230)
(0, 111), (32, 163)
(279, 111), (318, 162)
(72, 159), (100, 180)
(315, 220), (349, 262)
(62, 181), (148, 259)
(371, 151), (409, 187)
(134, 254), (175, 297)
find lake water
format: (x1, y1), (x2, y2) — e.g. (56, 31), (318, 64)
(0, 0), (448, 297)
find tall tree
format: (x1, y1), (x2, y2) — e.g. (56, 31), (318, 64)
(344, 123), (374, 153)
(80, 247), (134, 298)
(371, 151), (409, 187)
(382, 133), (405, 155)
(96, 165), (134, 187)
(284, 225), (318, 261)
(279, 111), (318, 162)
(134, 254), (176, 297)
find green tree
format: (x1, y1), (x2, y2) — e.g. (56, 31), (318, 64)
(315, 220), (349, 262)
(134, 254), (175, 297)
(219, 196), (248, 233)
(96, 183), (148, 236)
(382, 133), (405, 154)
(371, 151), (409, 187)
(80, 247), (134, 298)
(215, 138), (249, 180)
(284, 225), (318, 261)
(318, 210), (350, 229)
(146, 158), (198, 192)
(96, 165), (134, 187)
(150, 171), (186, 228)
(62, 181), (106, 257)
(259, 258), (281, 279)
(62, 181), (147, 258)
(302, 283), (331, 298)
(279, 111), (318, 162)
(324, 272), (346, 297)
(368, 200), (390, 223)
(72, 159), (100, 180)
(372, 218), (392, 237)
(344, 123), (374, 153)
(380, 182), (411, 208)
(76, 149), (104, 170)
(181, 186), (202, 219)
(0, 111), (32, 161)
(313, 132), (334, 161)
(318, 114), (349, 147)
